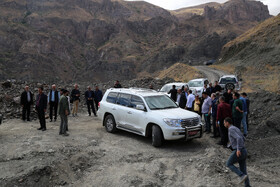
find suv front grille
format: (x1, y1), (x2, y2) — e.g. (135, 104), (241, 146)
(181, 117), (199, 128)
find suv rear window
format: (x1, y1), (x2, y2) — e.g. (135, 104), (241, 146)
(219, 77), (237, 84)
(116, 93), (131, 107)
(106, 92), (118, 103)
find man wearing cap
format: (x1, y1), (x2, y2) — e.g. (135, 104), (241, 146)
(59, 89), (70, 136)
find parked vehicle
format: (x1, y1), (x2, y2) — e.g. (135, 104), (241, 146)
(218, 75), (241, 91)
(159, 82), (189, 95)
(188, 78), (209, 97)
(97, 88), (203, 147)
(203, 60), (216, 66)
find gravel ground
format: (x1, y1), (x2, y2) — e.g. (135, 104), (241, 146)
(0, 108), (279, 187)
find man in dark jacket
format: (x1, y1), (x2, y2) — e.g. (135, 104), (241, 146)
(114, 80), (122, 88)
(94, 86), (103, 111)
(211, 93), (219, 138)
(59, 89), (70, 136)
(35, 86), (48, 131)
(176, 89), (187, 109)
(20, 85), (33, 121)
(85, 86), (96, 116)
(232, 92), (243, 129)
(48, 84), (60, 122)
(213, 81), (222, 93)
(168, 85), (177, 102)
(206, 83), (214, 96)
(223, 89), (233, 104)
(216, 96), (232, 147)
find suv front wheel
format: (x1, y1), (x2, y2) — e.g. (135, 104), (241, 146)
(104, 115), (117, 133)
(152, 125), (163, 147)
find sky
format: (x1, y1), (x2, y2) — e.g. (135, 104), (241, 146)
(126, 0), (280, 15)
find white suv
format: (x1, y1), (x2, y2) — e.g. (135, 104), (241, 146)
(218, 75), (241, 91)
(97, 88), (203, 147)
(188, 78), (209, 97)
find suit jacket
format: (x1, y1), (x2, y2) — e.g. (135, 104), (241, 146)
(20, 91), (33, 105)
(179, 92), (187, 109)
(85, 90), (94, 102)
(59, 95), (70, 115)
(35, 93), (47, 111)
(168, 88), (177, 101)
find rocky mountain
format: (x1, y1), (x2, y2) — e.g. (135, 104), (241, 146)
(219, 14), (280, 67)
(0, 0), (271, 82)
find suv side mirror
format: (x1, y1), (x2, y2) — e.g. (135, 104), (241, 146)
(136, 105), (145, 111)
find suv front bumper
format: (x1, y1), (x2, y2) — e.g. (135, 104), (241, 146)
(164, 124), (203, 140)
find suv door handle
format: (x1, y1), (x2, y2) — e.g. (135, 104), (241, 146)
(127, 111), (132, 114)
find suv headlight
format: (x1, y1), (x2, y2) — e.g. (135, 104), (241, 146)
(163, 118), (181, 127)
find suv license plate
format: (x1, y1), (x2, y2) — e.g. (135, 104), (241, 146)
(188, 131), (198, 136)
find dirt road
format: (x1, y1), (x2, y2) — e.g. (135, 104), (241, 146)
(194, 66), (227, 83)
(0, 113), (279, 187)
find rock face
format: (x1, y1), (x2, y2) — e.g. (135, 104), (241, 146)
(219, 14), (280, 67)
(204, 0), (270, 23)
(0, 0), (271, 82)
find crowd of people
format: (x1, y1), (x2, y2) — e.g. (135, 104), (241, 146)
(168, 81), (251, 187)
(20, 80), (250, 186)
(20, 83), (104, 136)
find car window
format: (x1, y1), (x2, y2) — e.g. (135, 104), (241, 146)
(130, 95), (145, 108)
(144, 95), (178, 110)
(116, 93), (131, 107)
(160, 85), (171, 92)
(106, 92), (118, 104)
(188, 81), (203, 87)
(219, 77), (237, 84)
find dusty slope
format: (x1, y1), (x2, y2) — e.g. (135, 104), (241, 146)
(0, 0), (271, 82)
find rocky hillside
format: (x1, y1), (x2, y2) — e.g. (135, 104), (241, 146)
(219, 14), (280, 67)
(0, 0), (271, 82)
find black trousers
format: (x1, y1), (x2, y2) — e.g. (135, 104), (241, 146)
(22, 103), (31, 120)
(233, 117), (242, 129)
(37, 109), (46, 129)
(219, 119), (228, 146)
(49, 101), (58, 120)
(212, 116), (219, 137)
(95, 100), (99, 111)
(87, 100), (96, 115)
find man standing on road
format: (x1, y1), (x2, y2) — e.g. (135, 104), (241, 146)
(241, 93), (250, 130)
(168, 85), (177, 102)
(213, 81), (222, 93)
(206, 83), (214, 96)
(20, 85), (33, 121)
(59, 89), (70, 136)
(211, 93), (219, 138)
(223, 89), (233, 104)
(71, 84), (80, 117)
(202, 92), (212, 133)
(114, 80), (122, 88)
(216, 96), (232, 147)
(85, 86), (96, 116)
(35, 86), (47, 131)
(48, 84), (60, 122)
(177, 89), (187, 109)
(224, 117), (251, 187)
(186, 90), (195, 110)
(232, 92), (243, 129)
(94, 86), (103, 111)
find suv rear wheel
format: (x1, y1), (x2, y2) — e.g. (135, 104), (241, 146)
(104, 115), (117, 133)
(152, 125), (163, 147)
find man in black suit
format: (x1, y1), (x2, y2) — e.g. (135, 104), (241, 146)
(206, 83), (214, 96)
(85, 86), (96, 116)
(168, 85), (177, 102)
(20, 86), (33, 121)
(48, 84), (60, 122)
(35, 86), (48, 131)
(177, 89), (187, 109)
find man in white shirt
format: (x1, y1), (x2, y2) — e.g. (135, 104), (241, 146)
(186, 90), (195, 110)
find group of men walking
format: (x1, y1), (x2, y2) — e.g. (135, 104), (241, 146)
(20, 84), (103, 136)
(168, 82), (251, 187)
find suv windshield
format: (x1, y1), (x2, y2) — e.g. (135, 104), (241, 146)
(144, 95), (178, 110)
(188, 81), (203, 87)
(219, 77), (237, 84)
(160, 85), (171, 92)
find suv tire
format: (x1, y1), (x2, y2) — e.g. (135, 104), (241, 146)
(104, 115), (117, 133)
(152, 125), (163, 147)
(225, 83), (235, 90)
